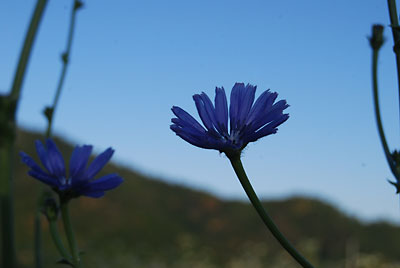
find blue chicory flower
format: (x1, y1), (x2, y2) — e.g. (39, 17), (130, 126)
(170, 83), (289, 157)
(20, 139), (123, 200)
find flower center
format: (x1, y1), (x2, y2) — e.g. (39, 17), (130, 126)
(60, 177), (72, 186)
(228, 130), (243, 147)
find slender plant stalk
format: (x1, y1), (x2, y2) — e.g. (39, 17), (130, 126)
(34, 211), (43, 268)
(61, 202), (81, 268)
(34, 2), (82, 266)
(9, 0), (49, 101)
(228, 156), (314, 268)
(1, 1), (48, 267)
(49, 220), (72, 263)
(45, 0), (82, 137)
(387, 0), (400, 130)
(372, 46), (397, 176)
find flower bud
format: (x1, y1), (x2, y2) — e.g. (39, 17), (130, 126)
(369, 24), (385, 50)
(42, 196), (59, 222)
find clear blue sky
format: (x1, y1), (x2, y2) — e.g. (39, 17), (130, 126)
(1, 0), (400, 223)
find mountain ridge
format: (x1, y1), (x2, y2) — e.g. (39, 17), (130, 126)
(10, 128), (400, 267)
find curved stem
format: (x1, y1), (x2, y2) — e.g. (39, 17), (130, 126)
(10, 0), (48, 102)
(228, 156), (314, 268)
(49, 220), (72, 263)
(60, 201), (81, 268)
(372, 48), (397, 176)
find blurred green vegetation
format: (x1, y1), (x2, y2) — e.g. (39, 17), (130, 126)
(4, 129), (400, 267)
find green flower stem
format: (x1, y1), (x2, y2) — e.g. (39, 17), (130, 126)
(372, 44), (397, 176)
(61, 201), (81, 268)
(1, 1), (48, 267)
(49, 220), (72, 263)
(387, 0), (400, 129)
(228, 156), (314, 268)
(34, 211), (43, 268)
(35, 2), (82, 266)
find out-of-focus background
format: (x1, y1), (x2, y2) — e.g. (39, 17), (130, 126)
(2, 0), (400, 267)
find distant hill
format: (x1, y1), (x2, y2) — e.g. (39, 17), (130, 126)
(8, 129), (400, 267)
